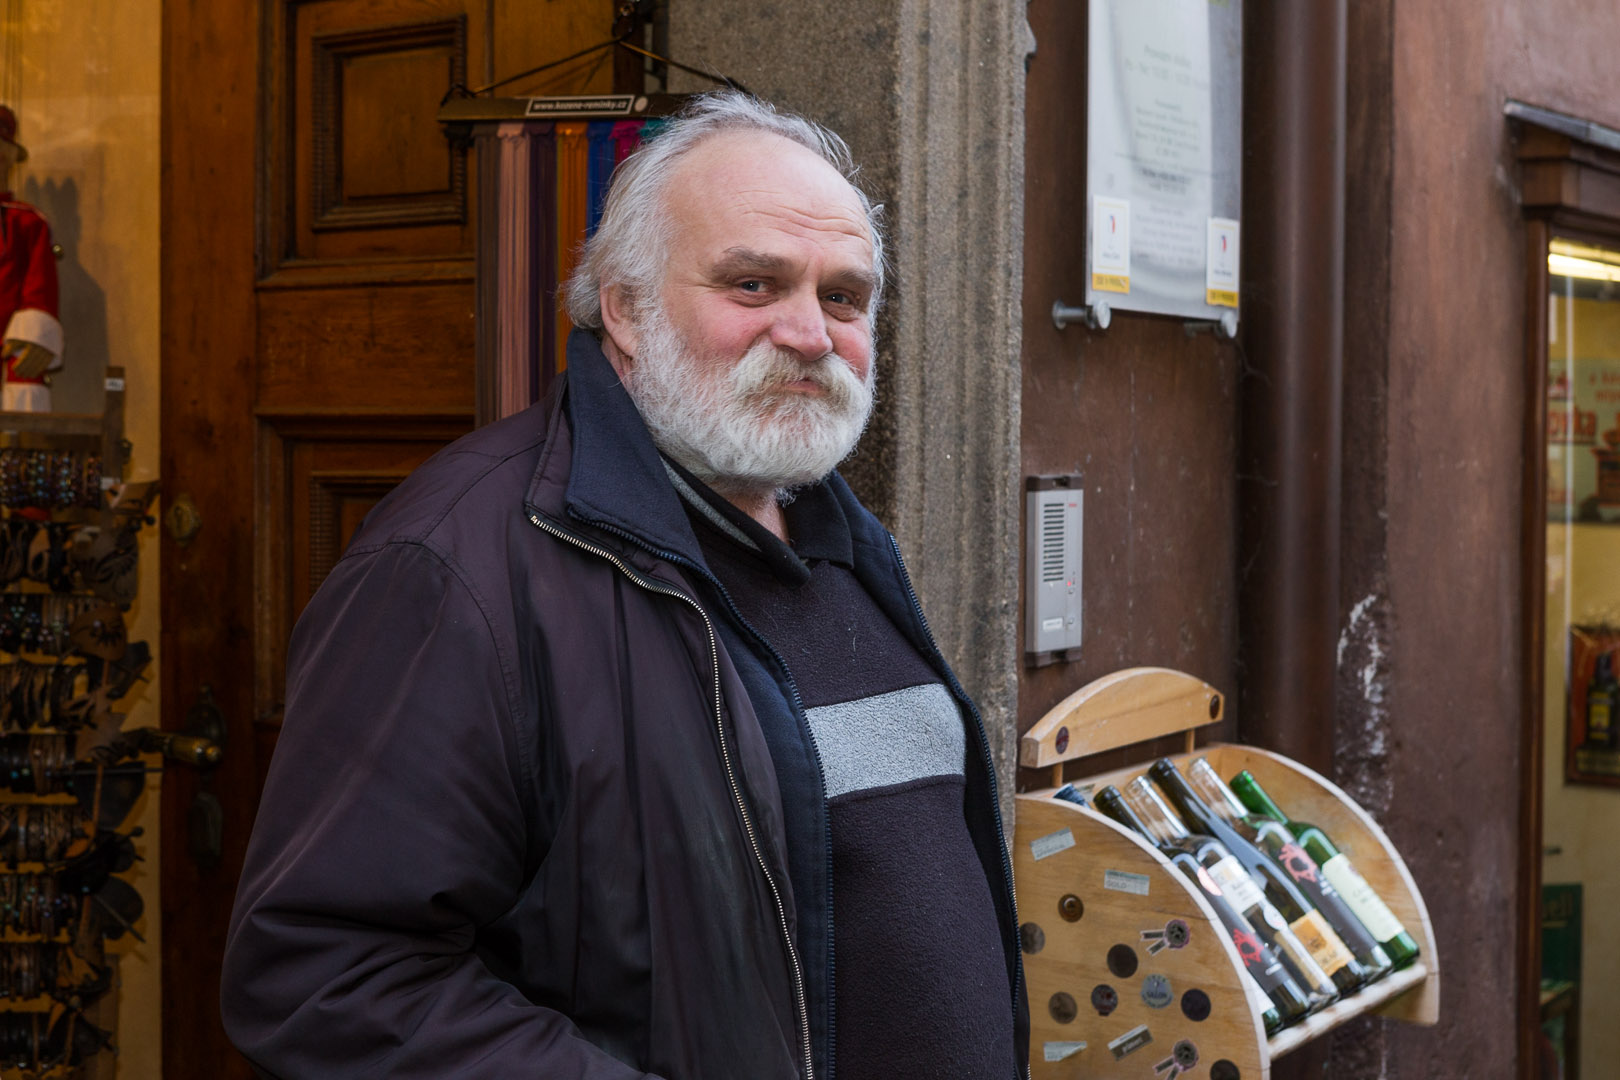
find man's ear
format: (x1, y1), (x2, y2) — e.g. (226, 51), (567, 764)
(598, 283), (641, 379)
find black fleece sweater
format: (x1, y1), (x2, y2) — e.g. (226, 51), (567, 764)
(668, 461), (1014, 1080)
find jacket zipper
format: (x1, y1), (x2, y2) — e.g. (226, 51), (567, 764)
(885, 533), (1027, 1058)
(527, 509), (816, 1080)
(563, 514), (841, 1078)
(676, 567), (837, 1080)
(649, 567), (837, 1080)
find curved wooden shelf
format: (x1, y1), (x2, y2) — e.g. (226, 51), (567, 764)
(1016, 793), (1267, 1078)
(1020, 666), (1225, 774)
(1015, 669), (1438, 1078)
(1017, 768), (1438, 1076)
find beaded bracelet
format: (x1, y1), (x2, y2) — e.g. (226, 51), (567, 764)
(0, 451), (103, 511)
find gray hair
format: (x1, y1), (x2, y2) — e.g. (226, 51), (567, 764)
(563, 91), (885, 331)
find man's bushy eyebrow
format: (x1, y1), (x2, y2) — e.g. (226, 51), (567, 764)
(710, 247), (878, 295)
(711, 248), (793, 277)
(826, 267), (879, 296)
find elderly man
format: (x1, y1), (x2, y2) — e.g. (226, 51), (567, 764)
(222, 92), (1028, 1080)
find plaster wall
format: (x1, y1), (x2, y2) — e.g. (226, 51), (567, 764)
(1337, 1), (1620, 1076)
(3, 1), (162, 1075)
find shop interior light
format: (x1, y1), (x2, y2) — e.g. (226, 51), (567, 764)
(1549, 239), (1620, 283)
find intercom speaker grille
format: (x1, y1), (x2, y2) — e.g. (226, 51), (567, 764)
(1041, 502), (1067, 583)
(1026, 479), (1084, 658)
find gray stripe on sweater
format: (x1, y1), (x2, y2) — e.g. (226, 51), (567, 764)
(806, 682), (964, 799)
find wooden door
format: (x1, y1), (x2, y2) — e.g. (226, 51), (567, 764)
(159, 1), (619, 1073)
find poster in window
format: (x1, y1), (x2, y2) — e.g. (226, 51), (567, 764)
(1547, 286), (1620, 521)
(1567, 625), (1620, 785)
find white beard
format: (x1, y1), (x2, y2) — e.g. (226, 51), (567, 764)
(621, 308), (875, 495)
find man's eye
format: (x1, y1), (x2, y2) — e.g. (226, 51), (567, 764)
(737, 280), (765, 293)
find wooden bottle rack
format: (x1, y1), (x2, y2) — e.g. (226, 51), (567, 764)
(1015, 668), (1438, 1078)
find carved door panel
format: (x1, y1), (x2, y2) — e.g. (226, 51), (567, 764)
(160, 1), (615, 1073)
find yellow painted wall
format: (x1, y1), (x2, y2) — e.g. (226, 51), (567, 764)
(4, 0), (162, 1075)
(1544, 293), (1620, 1080)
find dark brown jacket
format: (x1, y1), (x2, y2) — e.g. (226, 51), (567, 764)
(221, 333), (1027, 1080)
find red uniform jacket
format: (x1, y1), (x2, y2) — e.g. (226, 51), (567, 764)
(0, 194), (61, 384)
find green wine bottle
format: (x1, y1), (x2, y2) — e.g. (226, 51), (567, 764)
(1228, 770), (1421, 970)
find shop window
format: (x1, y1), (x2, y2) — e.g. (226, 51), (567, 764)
(1513, 101), (1620, 1080)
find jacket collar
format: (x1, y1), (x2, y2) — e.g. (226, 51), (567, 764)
(665, 455), (855, 579)
(528, 329), (710, 568)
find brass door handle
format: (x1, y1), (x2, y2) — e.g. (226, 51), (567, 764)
(182, 686), (226, 869)
(165, 492), (202, 544)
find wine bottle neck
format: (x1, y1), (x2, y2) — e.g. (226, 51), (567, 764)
(1188, 757), (1248, 823)
(1093, 785), (1150, 835)
(1144, 763), (1221, 836)
(1230, 770), (1288, 823)
(1124, 775), (1193, 843)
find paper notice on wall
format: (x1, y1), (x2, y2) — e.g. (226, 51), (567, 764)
(1205, 217), (1240, 307)
(1092, 196), (1132, 293)
(1086, 0), (1242, 320)
(1090, 0), (1212, 291)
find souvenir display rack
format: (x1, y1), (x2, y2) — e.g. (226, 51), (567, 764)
(0, 369), (206, 1078)
(1014, 667), (1438, 1079)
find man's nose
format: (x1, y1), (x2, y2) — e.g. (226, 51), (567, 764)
(768, 291), (835, 359)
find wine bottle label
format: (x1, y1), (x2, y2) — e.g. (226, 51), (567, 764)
(1275, 842), (1321, 886)
(1289, 909), (1354, 975)
(1227, 920), (1290, 979)
(1269, 921), (1336, 995)
(1228, 924), (1265, 969)
(1207, 856), (1267, 912)
(1320, 854), (1407, 942)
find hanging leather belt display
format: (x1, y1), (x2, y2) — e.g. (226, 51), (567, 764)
(438, 19), (746, 427)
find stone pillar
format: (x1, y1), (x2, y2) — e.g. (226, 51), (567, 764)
(671, 0), (1034, 815)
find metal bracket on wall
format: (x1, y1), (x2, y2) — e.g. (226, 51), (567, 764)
(1052, 299), (1111, 331)
(1182, 310), (1240, 341)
